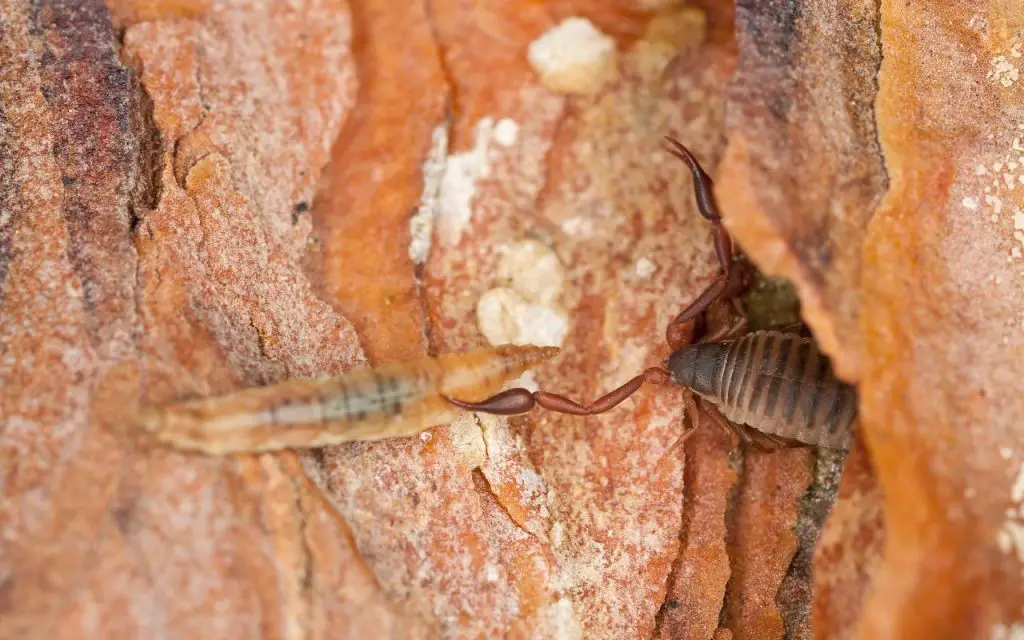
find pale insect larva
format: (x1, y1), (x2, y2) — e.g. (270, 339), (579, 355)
(140, 344), (559, 455)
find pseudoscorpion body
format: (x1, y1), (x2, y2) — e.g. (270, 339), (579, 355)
(448, 137), (858, 452)
(667, 331), (856, 450)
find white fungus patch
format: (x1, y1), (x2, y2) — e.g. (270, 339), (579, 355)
(436, 117), (505, 247)
(409, 124), (450, 264)
(479, 240), (569, 347)
(476, 288), (569, 347)
(496, 239), (566, 305)
(527, 17), (618, 95)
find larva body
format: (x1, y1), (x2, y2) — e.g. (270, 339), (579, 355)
(666, 330), (856, 450)
(141, 344), (558, 455)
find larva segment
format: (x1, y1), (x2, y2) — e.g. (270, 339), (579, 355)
(140, 344), (559, 455)
(668, 331), (856, 450)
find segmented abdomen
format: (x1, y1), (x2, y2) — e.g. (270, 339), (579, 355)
(706, 331), (856, 449)
(140, 345), (559, 455)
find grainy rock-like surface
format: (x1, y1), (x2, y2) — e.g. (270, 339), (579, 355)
(856, 2), (1024, 638)
(1, 1), (420, 638)
(5, 0), (1023, 638)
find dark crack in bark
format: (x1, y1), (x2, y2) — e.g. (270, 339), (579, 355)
(777, 446), (847, 639)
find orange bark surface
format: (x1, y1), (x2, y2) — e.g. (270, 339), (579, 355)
(4, 0), (1023, 638)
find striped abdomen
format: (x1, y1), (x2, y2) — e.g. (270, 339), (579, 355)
(666, 330), (856, 449)
(140, 344), (559, 455)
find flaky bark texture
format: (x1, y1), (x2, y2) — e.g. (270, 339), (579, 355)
(2, 0), (1021, 639)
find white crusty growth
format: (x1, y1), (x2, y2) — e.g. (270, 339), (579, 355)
(140, 345), (559, 455)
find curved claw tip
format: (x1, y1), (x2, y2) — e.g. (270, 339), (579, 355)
(663, 136), (701, 170)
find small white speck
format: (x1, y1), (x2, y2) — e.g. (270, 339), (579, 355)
(986, 194), (1003, 214)
(963, 196), (980, 210)
(493, 118), (519, 147)
(634, 257), (655, 278)
(421, 431), (433, 442)
(1002, 447), (1015, 460)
